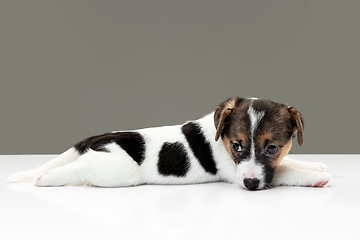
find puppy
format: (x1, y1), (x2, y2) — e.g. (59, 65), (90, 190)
(7, 97), (332, 190)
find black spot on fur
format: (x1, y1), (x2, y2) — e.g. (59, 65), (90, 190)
(263, 161), (276, 185)
(73, 132), (146, 165)
(182, 122), (218, 175)
(158, 142), (190, 177)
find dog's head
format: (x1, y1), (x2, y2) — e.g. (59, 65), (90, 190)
(214, 97), (304, 190)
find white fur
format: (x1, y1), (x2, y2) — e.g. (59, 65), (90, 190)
(272, 157), (332, 187)
(35, 147), (142, 187)
(196, 114), (238, 184)
(137, 121), (223, 185)
(7, 148), (79, 182)
(7, 112), (332, 189)
(282, 156), (327, 172)
(24, 113), (232, 187)
(236, 105), (266, 188)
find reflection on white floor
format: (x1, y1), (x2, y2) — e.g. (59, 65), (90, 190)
(1, 155), (359, 240)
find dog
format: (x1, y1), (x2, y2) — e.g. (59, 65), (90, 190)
(7, 97), (332, 190)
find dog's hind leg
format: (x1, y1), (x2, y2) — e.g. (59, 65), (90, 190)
(271, 163), (332, 187)
(281, 156), (328, 172)
(34, 161), (85, 187)
(7, 148), (80, 183)
(35, 149), (143, 187)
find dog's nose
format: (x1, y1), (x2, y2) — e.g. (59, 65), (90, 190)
(243, 178), (260, 190)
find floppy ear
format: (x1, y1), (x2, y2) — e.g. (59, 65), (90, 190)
(214, 97), (243, 141)
(288, 107), (304, 146)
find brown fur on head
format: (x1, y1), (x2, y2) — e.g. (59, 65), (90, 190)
(214, 97), (243, 142)
(214, 97), (304, 190)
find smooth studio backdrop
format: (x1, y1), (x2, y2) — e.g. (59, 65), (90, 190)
(1, 1), (359, 154)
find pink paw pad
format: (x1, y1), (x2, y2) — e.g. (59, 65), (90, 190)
(35, 171), (49, 186)
(314, 180), (329, 187)
(305, 180), (329, 187)
(38, 171), (49, 180)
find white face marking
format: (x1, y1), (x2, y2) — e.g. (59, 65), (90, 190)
(248, 105), (265, 158)
(236, 104), (266, 189)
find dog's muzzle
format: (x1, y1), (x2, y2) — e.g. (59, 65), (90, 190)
(237, 161), (264, 190)
(243, 178), (260, 190)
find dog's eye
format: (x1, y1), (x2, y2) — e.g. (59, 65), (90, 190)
(265, 144), (279, 155)
(232, 141), (242, 152)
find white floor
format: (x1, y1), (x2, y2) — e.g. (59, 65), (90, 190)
(0, 155), (359, 240)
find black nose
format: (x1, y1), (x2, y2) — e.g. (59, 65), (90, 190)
(244, 178), (260, 190)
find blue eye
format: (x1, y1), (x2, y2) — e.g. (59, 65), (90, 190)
(266, 144), (279, 155)
(232, 141), (242, 152)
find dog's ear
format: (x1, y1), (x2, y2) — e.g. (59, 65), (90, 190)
(214, 97), (244, 141)
(288, 107), (304, 146)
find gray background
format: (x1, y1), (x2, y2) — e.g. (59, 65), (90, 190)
(1, 1), (359, 154)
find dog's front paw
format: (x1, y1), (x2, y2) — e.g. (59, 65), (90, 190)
(304, 171), (332, 187)
(310, 162), (328, 172)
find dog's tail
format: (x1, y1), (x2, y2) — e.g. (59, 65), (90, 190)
(6, 147), (80, 183)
